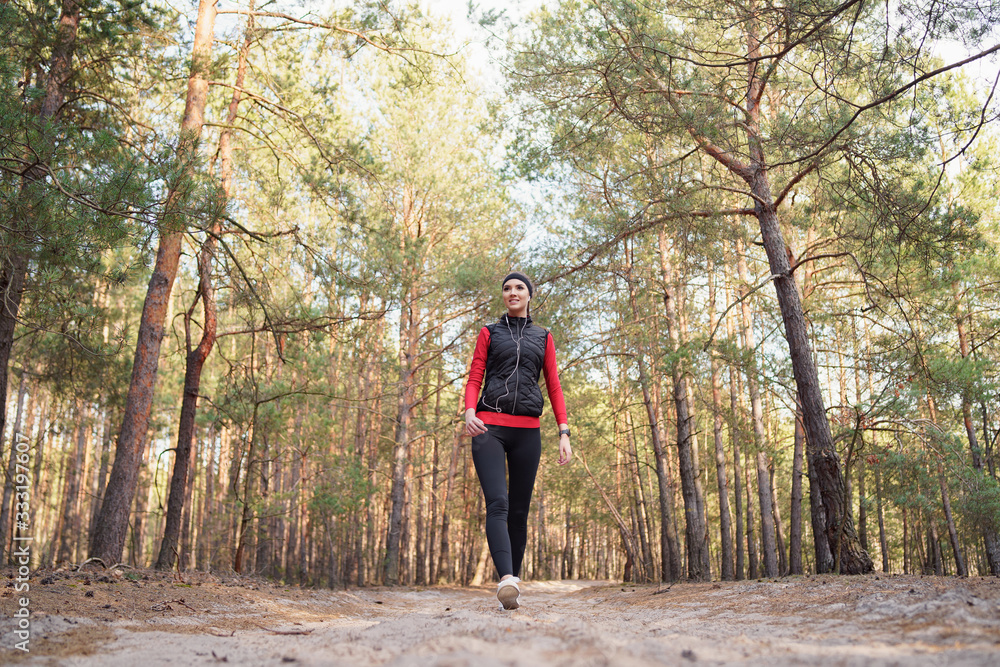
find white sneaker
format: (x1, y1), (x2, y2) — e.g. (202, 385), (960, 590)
(497, 576), (520, 610)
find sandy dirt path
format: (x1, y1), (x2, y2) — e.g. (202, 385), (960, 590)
(2, 570), (999, 665)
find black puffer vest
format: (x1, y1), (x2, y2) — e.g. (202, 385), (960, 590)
(477, 315), (549, 417)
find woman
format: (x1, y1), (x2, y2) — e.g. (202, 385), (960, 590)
(463, 271), (572, 610)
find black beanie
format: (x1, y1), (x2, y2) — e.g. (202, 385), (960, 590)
(502, 271), (533, 297)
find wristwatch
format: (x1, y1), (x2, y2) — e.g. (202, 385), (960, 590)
(559, 428), (571, 437)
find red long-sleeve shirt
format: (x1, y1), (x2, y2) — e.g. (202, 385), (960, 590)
(463, 326), (568, 428)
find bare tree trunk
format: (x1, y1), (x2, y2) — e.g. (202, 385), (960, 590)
(414, 443), (427, 586)
(903, 507), (910, 574)
(744, 446), (759, 579)
(928, 515), (944, 575)
(286, 445), (302, 582)
(426, 365), (443, 584)
(658, 229), (710, 580)
(770, 460), (788, 576)
(234, 402), (260, 574)
(735, 240), (778, 578)
(938, 460), (967, 576)
(129, 451), (155, 567)
(808, 450), (835, 573)
(642, 365), (682, 582)
(255, 434), (272, 577)
(57, 400), (89, 564)
(155, 2), (248, 571)
(789, 407), (805, 574)
(436, 427), (462, 583)
(874, 458), (889, 572)
(626, 410), (653, 580)
(627, 258), (680, 581)
(633, 0), (870, 573)
(385, 276), (419, 585)
(708, 263), (734, 580)
(178, 439), (197, 571)
(90, 0), (218, 566)
(726, 283), (746, 581)
(154, 273), (217, 570)
(88, 409), (112, 538)
(857, 461), (868, 553)
(197, 427), (216, 571)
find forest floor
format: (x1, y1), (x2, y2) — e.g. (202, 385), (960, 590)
(0, 567), (998, 666)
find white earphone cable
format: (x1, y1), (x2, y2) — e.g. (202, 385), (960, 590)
(481, 314), (525, 413)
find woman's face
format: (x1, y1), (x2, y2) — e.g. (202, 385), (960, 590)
(503, 279), (530, 316)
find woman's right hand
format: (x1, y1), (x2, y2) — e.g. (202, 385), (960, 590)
(464, 408), (488, 437)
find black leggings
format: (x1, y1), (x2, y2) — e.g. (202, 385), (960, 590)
(471, 424), (541, 579)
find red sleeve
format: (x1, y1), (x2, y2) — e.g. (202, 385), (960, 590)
(542, 332), (568, 426)
(464, 327), (491, 412)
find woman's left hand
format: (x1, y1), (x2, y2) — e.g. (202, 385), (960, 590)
(558, 434), (572, 465)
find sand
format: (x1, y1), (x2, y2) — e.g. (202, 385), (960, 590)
(1, 568), (998, 665)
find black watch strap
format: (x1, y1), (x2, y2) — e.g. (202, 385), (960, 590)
(559, 428), (571, 437)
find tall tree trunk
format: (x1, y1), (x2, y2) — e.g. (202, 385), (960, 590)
(744, 446), (759, 579)
(154, 1), (249, 571)
(747, 0), (869, 576)
(255, 434), (272, 577)
(652, 0), (872, 574)
(735, 240), (779, 578)
(197, 426), (216, 571)
(726, 280), (746, 580)
(57, 400), (89, 564)
(857, 461), (868, 553)
(626, 410), (653, 580)
(808, 450), (835, 573)
(874, 459), (889, 573)
(88, 409), (112, 537)
(903, 507), (910, 574)
(628, 256), (680, 581)
(621, 0), (872, 575)
(234, 403), (259, 574)
(658, 229), (710, 580)
(755, 186), (870, 572)
(770, 460), (788, 576)
(129, 451), (155, 567)
(90, 0), (218, 566)
(385, 266), (419, 585)
(707, 263), (735, 580)
(436, 427), (462, 583)
(789, 406), (805, 574)
(178, 439), (197, 571)
(938, 460), (967, 576)
(928, 515), (944, 575)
